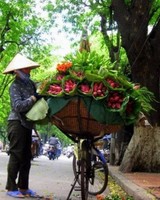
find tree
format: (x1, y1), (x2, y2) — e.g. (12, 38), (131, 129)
(49, 0), (160, 172)
(111, 0), (160, 172)
(0, 0), (62, 143)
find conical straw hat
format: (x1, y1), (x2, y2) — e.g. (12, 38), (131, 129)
(3, 53), (40, 74)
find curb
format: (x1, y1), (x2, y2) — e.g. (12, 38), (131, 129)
(108, 165), (156, 200)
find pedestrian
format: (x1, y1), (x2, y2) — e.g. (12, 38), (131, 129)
(3, 53), (41, 198)
(39, 139), (44, 155)
(48, 134), (59, 146)
(31, 129), (41, 159)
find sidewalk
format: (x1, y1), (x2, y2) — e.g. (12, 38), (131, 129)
(108, 165), (160, 200)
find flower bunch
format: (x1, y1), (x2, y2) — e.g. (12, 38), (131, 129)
(47, 83), (63, 96)
(106, 78), (121, 89)
(63, 78), (77, 95)
(92, 82), (108, 99)
(78, 80), (92, 95)
(56, 61), (72, 73)
(106, 91), (125, 110)
(38, 50), (155, 125)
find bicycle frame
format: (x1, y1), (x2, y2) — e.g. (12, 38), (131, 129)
(92, 146), (107, 164)
(67, 138), (89, 200)
(74, 138), (107, 164)
(67, 136), (108, 200)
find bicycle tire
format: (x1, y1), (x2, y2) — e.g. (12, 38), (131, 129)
(88, 161), (108, 195)
(73, 155), (89, 199)
(81, 158), (89, 200)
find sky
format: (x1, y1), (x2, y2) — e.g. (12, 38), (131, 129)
(51, 28), (72, 56)
(35, 2), (75, 57)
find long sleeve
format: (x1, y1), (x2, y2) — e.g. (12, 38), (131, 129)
(8, 78), (36, 129)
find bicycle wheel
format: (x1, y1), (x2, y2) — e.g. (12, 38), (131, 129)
(81, 158), (89, 200)
(73, 155), (89, 199)
(88, 161), (108, 195)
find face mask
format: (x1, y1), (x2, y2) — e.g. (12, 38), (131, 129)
(15, 70), (30, 84)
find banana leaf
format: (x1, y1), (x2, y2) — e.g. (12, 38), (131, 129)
(120, 98), (142, 125)
(82, 96), (124, 124)
(26, 98), (49, 121)
(47, 96), (71, 116)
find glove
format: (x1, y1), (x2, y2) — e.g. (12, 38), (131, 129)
(34, 92), (43, 101)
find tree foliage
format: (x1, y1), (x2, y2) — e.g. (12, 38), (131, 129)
(0, 0), (64, 142)
(50, 0), (160, 125)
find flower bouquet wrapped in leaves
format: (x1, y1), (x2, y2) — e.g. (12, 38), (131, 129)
(105, 91), (129, 112)
(78, 79), (92, 96)
(47, 83), (64, 97)
(92, 81), (108, 100)
(62, 76), (78, 96)
(38, 49), (155, 127)
(36, 27), (156, 137)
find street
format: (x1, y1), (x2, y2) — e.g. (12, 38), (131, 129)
(0, 152), (107, 200)
(0, 152), (76, 200)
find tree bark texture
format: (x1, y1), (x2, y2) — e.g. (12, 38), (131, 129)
(119, 126), (160, 172)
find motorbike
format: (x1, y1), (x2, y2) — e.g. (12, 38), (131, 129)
(66, 149), (74, 158)
(47, 145), (61, 160)
(65, 145), (74, 158)
(102, 148), (110, 162)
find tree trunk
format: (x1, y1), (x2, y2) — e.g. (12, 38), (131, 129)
(110, 133), (116, 165)
(110, 0), (160, 173)
(119, 126), (160, 172)
(109, 125), (133, 166)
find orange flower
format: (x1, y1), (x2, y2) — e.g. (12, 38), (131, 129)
(56, 62), (72, 72)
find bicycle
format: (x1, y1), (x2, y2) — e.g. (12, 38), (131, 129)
(67, 136), (108, 200)
(50, 96), (118, 200)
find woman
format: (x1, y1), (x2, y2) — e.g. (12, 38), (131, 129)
(3, 53), (41, 198)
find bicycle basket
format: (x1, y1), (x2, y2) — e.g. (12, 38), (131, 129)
(51, 98), (121, 137)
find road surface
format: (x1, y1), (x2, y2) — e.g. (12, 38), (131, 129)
(0, 152), (108, 200)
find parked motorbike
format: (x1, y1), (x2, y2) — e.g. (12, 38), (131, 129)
(66, 150), (74, 158)
(65, 145), (74, 158)
(103, 148), (110, 162)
